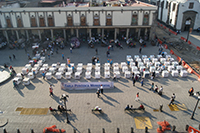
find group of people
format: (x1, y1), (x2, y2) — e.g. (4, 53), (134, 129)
(49, 105), (66, 112)
(125, 104), (144, 110)
(149, 83), (163, 96)
(92, 56), (100, 65)
(96, 85), (104, 98)
(132, 72), (142, 86)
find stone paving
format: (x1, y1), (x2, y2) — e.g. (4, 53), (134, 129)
(0, 41), (200, 133)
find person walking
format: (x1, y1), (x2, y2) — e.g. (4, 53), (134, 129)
(100, 84), (104, 94)
(67, 57), (71, 66)
(169, 93), (176, 105)
(13, 54), (16, 59)
(62, 53), (64, 60)
(141, 78), (144, 86)
(139, 47), (142, 54)
(110, 59), (113, 67)
(42, 71), (45, 79)
(133, 78), (136, 86)
(49, 85), (53, 96)
(9, 56), (12, 61)
(135, 92), (140, 101)
(70, 47), (72, 53)
(96, 88), (100, 98)
(95, 48), (98, 55)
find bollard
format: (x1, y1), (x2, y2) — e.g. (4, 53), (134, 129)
(17, 128), (20, 133)
(74, 129), (76, 133)
(102, 128), (105, 133)
(145, 127), (148, 133)
(117, 128), (119, 133)
(172, 125), (176, 131)
(185, 125), (189, 131)
(159, 104), (163, 112)
(88, 128), (91, 133)
(31, 128), (34, 133)
(3, 128), (7, 133)
(131, 127), (134, 133)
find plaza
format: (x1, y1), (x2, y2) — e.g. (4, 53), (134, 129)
(0, 40), (200, 133)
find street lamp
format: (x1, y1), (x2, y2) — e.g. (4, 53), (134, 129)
(185, 20), (191, 42)
(60, 94), (70, 123)
(190, 96), (200, 119)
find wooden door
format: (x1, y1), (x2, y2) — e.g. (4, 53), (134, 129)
(17, 18), (23, 27)
(94, 16), (99, 26)
(132, 15), (138, 25)
(39, 18), (45, 27)
(106, 16), (112, 26)
(31, 18), (37, 27)
(48, 17), (54, 27)
(80, 16), (86, 26)
(143, 15), (149, 25)
(6, 19), (12, 28)
(67, 17), (73, 26)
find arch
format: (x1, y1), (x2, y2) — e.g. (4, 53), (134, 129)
(181, 11), (197, 31)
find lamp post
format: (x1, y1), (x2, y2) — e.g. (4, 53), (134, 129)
(60, 94), (70, 123)
(190, 96), (200, 119)
(185, 20), (191, 42)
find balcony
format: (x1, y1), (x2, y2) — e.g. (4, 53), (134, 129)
(65, 23), (89, 27)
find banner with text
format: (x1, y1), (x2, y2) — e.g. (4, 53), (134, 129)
(61, 82), (114, 90)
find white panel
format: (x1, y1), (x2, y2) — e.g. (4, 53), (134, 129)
(100, 12), (105, 26)
(10, 13), (17, 27)
(113, 11), (131, 25)
(138, 11), (143, 25)
(87, 12), (93, 26)
(21, 13), (30, 27)
(73, 12), (80, 25)
(0, 14), (6, 28)
(54, 12), (66, 27)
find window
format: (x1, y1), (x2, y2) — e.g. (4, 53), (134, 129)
(170, 19), (172, 23)
(132, 14), (138, 25)
(143, 14), (149, 25)
(48, 17), (54, 27)
(39, 18), (45, 27)
(80, 15), (86, 26)
(30, 17), (37, 27)
(106, 15), (112, 26)
(189, 2), (194, 9)
(93, 15), (99, 26)
(6, 18), (12, 28)
(17, 18), (23, 27)
(67, 16), (73, 26)
(166, 1), (168, 9)
(172, 3), (176, 11)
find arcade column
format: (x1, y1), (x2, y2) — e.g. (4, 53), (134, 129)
(50, 29), (53, 40)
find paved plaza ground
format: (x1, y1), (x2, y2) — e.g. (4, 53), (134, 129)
(0, 40), (200, 133)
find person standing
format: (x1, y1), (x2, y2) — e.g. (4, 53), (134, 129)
(158, 86), (163, 95)
(67, 57), (71, 66)
(49, 85), (53, 96)
(70, 47), (72, 53)
(33, 70), (36, 78)
(95, 48), (98, 55)
(42, 71), (45, 79)
(110, 59), (113, 67)
(62, 53), (64, 60)
(169, 93), (176, 105)
(100, 85), (104, 94)
(13, 54), (16, 59)
(135, 92), (140, 101)
(48, 54), (50, 59)
(139, 47), (142, 54)
(149, 83), (154, 90)
(133, 78), (136, 86)
(96, 88), (100, 98)
(9, 56), (12, 61)
(141, 78), (144, 86)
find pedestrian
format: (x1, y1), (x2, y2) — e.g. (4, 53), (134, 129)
(132, 72), (135, 80)
(96, 88), (100, 98)
(49, 85), (53, 96)
(42, 71), (45, 79)
(13, 80), (18, 88)
(149, 83), (154, 90)
(141, 78), (144, 86)
(110, 59), (113, 67)
(135, 92), (140, 101)
(139, 47), (142, 54)
(70, 47), (72, 53)
(95, 48), (98, 55)
(9, 56), (12, 61)
(13, 54), (16, 59)
(106, 51), (110, 57)
(100, 84), (103, 94)
(133, 78), (136, 86)
(113, 73), (117, 81)
(107, 59), (110, 63)
(154, 85), (158, 93)
(158, 86), (163, 96)
(67, 57), (71, 65)
(188, 87), (194, 96)
(62, 53), (64, 60)
(169, 93), (176, 105)
(33, 70), (36, 78)
(48, 54), (50, 59)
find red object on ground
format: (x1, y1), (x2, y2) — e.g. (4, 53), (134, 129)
(43, 125), (65, 133)
(188, 126), (200, 133)
(157, 120), (171, 133)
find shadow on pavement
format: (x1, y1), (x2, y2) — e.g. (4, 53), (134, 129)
(69, 123), (81, 133)
(52, 112), (66, 122)
(100, 97), (115, 107)
(25, 83), (35, 90)
(161, 110), (177, 119)
(14, 86), (24, 97)
(51, 94), (62, 104)
(68, 112), (78, 123)
(103, 94), (120, 104)
(92, 112), (112, 123)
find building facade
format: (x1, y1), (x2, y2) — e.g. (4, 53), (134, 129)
(0, 2), (157, 42)
(157, 0), (200, 31)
